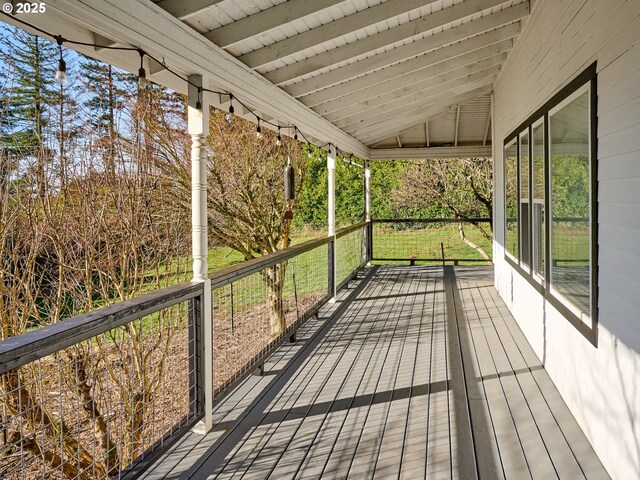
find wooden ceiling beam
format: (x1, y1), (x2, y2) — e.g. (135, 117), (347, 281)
(205, 0), (346, 48)
(312, 40), (511, 115)
(264, 0), (527, 85)
(237, 0), (439, 68)
(369, 145), (493, 159)
(284, 6), (525, 97)
(357, 86), (493, 143)
(339, 72), (498, 132)
(155, 0), (225, 20)
(326, 59), (503, 123)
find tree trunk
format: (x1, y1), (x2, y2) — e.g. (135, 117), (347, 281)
(458, 223), (490, 260)
(265, 263), (287, 337)
(1, 370), (99, 479)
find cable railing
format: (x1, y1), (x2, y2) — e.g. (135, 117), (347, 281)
(0, 223), (368, 479)
(0, 283), (202, 479)
(371, 218), (493, 265)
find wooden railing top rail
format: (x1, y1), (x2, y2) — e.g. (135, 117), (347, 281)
(208, 222), (367, 289)
(0, 282), (203, 375)
(0, 222), (371, 375)
(372, 218), (491, 223)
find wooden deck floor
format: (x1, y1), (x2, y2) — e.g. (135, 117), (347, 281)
(142, 266), (610, 480)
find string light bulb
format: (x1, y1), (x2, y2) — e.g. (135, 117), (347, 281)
(54, 36), (67, 85)
(6, 12), (334, 161)
(195, 88), (202, 110)
(293, 127), (298, 141)
(137, 49), (147, 88)
(226, 95), (234, 122)
(256, 118), (262, 138)
(276, 127), (282, 146)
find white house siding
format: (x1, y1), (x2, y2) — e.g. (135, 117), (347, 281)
(493, 0), (640, 478)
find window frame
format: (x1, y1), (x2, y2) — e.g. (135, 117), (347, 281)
(548, 83), (593, 324)
(519, 128), (531, 271)
(503, 137), (519, 263)
(502, 63), (598, 345)
(531, 117), (546, 283)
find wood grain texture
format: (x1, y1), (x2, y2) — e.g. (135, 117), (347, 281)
(142, 266), (609, 479)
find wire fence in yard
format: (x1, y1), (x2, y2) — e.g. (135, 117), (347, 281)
(372, 219), (493, 265)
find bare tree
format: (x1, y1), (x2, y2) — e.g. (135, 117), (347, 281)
(150, 108), (305, 335)
(393, 157), (493, 258)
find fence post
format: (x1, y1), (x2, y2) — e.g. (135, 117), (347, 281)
(328, 145), (337, 301)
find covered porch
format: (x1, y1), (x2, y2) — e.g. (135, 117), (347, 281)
(142, 265), (607, 479)
(3, 0), (640, 478)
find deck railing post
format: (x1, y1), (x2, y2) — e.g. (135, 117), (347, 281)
(327, 144), (337, 300)
(188, 293), (204, 416)
(364, 159), (372, 263)
(188, 74), (213, 434)
(328, 238), (336, 299)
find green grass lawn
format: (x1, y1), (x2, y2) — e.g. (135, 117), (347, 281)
(372, 224), (493, 265)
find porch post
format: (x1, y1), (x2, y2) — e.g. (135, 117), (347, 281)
(188, 74), (213, 434)
(189, 75), (209, 282)
(364, 159), (372, 263)
(327, 144), (337, 300)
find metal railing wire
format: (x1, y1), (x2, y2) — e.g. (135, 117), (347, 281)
(335, 222), (368, 289)
(371, 218), (493, 265)
(210, 236), (330, 395)
(0, 283), (202, 479)
(0, 223), (368, 479)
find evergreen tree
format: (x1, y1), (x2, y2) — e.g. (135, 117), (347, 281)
(0, 25), (69, 197)
(79, 55), (129, 176)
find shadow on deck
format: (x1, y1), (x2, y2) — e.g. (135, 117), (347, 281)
(142, 266), (610, 480)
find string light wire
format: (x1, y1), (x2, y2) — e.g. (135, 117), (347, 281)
(1, 10), (329, 152)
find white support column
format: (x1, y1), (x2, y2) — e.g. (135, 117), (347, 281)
(364, 159), (372, 264)
(364, 159), (371, 222)
(188, 74), (213, 434)
(327, 144), (337, 300)
(327, 144), (336, 236)
(189, 75), (209, 282)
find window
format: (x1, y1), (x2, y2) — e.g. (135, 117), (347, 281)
(520, 130), (530, 268)
(504, 139), (518, 259)
(549, 86), (592, 320)
(502, 64), (597, 337)
(532, 120), (545, 279)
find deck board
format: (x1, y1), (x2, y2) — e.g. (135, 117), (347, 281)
(143, 266), (610, 480)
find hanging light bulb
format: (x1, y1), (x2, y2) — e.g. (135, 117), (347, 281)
(195, 88), (202, 110)
(137, 49), (148, 88)
(55, 58), (67, 85)
(226, 95), (234, 122)
(293, 127), (298, 141)
(276, 127), (282, 146)
(256, 118), (262, 138)
(54, 36), (67, 85)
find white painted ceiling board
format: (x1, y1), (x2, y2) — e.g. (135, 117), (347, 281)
(22, 0), (534, 153)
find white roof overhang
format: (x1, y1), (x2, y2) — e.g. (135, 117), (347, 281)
(2, 0), (530, 160)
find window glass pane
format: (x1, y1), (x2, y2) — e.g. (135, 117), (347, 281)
(520, 131), (530, 267)
(504, 141), (518, 258)
(532, 122), (545, 278)
(550, 89), (591, 317)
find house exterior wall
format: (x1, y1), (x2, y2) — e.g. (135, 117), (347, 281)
(493, 1), (640, 478)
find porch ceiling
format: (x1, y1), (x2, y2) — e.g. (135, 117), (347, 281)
(3, 0), (530, 159)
